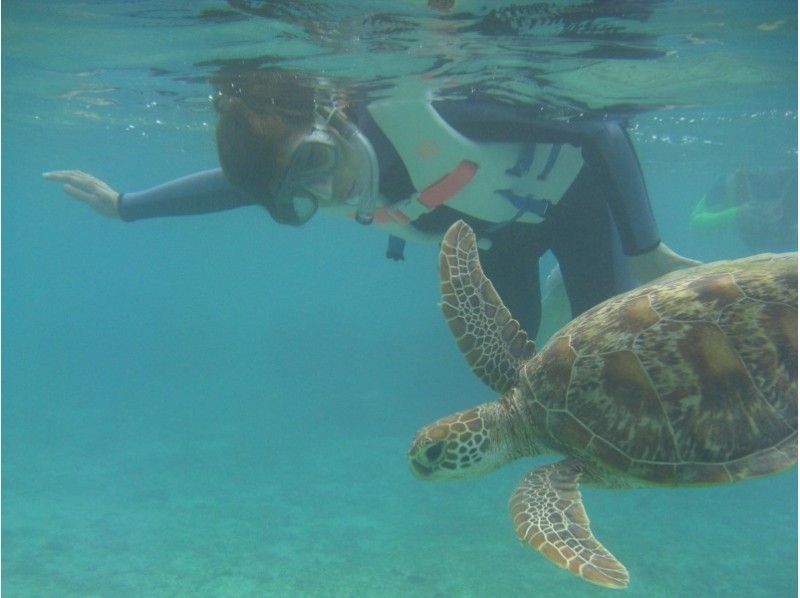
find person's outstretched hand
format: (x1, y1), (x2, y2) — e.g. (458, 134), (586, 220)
(42, 170), (121, 219)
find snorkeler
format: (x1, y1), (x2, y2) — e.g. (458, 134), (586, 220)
(44, 69), (699, 338)
(690, 167), (797, 253)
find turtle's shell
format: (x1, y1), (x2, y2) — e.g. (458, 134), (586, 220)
(522, 253), (797, 485)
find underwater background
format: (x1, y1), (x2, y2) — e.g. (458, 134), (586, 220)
(2, 1), (797, 596)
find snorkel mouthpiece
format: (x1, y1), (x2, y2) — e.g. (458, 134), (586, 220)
(355, 206), (374, 224)
(355, 212), (374, 225)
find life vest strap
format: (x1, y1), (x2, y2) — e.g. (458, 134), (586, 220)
(484, 189), (553, 236)
(537, 144), (562, 180)
(494, 189), (552, 219)
(505, 143), (536, 177)
(418, 160), (478, 209)
(371, 205), (412, 224)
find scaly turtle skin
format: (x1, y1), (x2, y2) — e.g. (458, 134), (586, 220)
(408, 220), (797, 589)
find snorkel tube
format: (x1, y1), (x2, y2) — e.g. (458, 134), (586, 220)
(352, 130), (380, 225)
(329, 110), (379, 225)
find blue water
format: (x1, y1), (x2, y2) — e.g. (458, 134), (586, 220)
(2, 1), (797, 596)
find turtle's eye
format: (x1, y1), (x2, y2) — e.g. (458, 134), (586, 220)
(425, 442), (444, 463)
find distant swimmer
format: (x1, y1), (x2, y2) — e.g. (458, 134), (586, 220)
(690, 167), (797, 253)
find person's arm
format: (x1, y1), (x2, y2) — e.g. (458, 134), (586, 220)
(580, 120), (661, 256)
(580, 121), (700, 283)
(42, 168), (257, 221)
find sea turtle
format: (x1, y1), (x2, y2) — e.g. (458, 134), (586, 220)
(408, 220), (797, 589)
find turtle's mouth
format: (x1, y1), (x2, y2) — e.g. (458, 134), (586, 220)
(410, 458), (433, 479)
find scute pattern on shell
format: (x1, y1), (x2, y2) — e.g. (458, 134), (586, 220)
(523, 253), (798, 483)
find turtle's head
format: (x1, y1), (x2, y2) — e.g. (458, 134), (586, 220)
(408, 400), (519, 481)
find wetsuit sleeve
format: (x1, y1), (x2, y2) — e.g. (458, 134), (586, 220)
(118, 168), (258, 221)
(580, 122), (661, 256)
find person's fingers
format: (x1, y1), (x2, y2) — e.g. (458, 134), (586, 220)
(43, 170), (91, 187)
(43, 170), (74, 178)
(43, 169), (82, 179)
(43, 171), (75, 183)
(62, 183), (99, 204)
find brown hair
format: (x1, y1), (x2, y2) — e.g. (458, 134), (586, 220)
(211, 69), (318, 202)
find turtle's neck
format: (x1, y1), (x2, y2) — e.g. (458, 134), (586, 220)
(495, 387), (543, 461)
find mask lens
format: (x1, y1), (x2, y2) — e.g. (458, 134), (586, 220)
(267, 128), (339, 225)
(291, 140), (337, 179)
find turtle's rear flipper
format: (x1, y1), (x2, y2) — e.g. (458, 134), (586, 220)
(509, 460), (629, 589)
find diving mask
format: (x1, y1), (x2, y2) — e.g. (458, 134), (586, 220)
(267, 119), (340, 225)
(266, 107), (379, 226)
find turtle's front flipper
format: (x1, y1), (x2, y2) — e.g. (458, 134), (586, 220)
(509, 460), (629, 589)
(439, 220), (536, 393)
